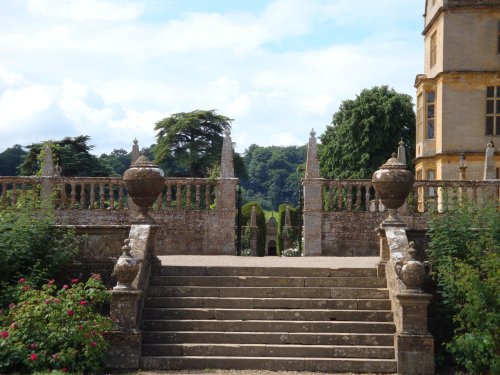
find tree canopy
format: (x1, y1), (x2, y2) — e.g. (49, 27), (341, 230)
(0, 145), (27, 176)
(319, 86), (416, 179)
(98, 148), (131, 176)
(153, 110), (232, 177)
(241, 144), (306, 210)
(19, 135), (112, 177)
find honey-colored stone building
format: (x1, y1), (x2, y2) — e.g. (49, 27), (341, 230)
(415, 0), (500, 180)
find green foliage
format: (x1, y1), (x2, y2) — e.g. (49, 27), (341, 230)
(241, 202), (266, 256)
(0, 204), (81, 306)
(19, 136), (113, 177)
(320, 86), (415, 179)
(241, 144), (306, 210)
(0, 145), (27, 176)
(98, 148), (131, 176)
(153, 110), (232, 177)
(426, 200), (500, 374)
(276, 204), (299, 256)
(0, 275), (114, 374)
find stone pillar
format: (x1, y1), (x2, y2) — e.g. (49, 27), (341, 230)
(458, 152), (467, 181)
(397, 138), (406, 167)
(483, 139), (498, 202)
(303, 129), (323, 256)
(215, 130), (237, 255)
(248, 205), (258, 256)
(282, 205), (294, 250)
(40, 144), (55, 207)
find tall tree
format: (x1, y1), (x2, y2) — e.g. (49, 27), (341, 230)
(19, 136), (112, 177)
(153, 110), (232, 177)
(99, 149), (131, 176)
(320, 86), (416, 179)
(0, 145), (27, 176)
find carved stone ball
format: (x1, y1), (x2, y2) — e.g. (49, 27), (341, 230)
(371, 153), (414, 210)
(112, 239), (140, 290)
(123, 155), (165, 209)
(395, 242), (430, 290)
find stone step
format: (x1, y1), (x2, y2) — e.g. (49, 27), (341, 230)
(145, 297), (392, 310)
(141, 343), (395, 359)
(139, 356), (397, 373)
(141, 308), (393, 322)
(142, 331), (395, 346)
(149, 276), (386, 288)
(141, 319), (396, 334)
(147, 286), (389, 299)
(159, 266), (377, 278)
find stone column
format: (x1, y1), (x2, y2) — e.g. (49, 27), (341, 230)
(40, 144), (55, 206)
(248, 205), (258, 256)
(282, 205), (294, 250)
(483, 139), (498, 202)
(302, 129), (323, 256)
(216, 130), (238, 255)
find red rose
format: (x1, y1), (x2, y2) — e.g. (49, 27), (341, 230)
(30, 342), (37, 349)
(79, 300), (87, 306)
(67, 310), (75, 317)
(62, 285), (68, 290)
(19, 278), (25, 284)
(61, 368), (68, 372)
(1, 331), (8, 339)
(54, 298), (60, 304)
(30, 353), (38, 361)
(71, 278), (78, 284)
(8, 303), (14, 309)
(90, 341), (97, 347)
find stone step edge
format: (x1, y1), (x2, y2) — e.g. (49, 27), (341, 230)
(141, 319), (396, 326)
(142, 307), (392, 312)
(142, 331), (395, 336)
(141, 343), (395, 349)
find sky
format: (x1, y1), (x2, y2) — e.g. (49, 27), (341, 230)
(0, 0), (424, 155)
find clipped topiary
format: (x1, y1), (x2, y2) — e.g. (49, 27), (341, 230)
(240, 202), (266, 256)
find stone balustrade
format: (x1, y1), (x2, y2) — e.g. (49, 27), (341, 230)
(322, 179), (500, 213)
(0, 176), (217, 210)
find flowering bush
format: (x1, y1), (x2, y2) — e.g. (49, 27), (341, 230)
(0, 275), (114, 374)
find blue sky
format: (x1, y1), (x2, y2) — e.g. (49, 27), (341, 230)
(0, 0), (424, 155)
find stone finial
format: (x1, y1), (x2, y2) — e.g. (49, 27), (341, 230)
(54, 163), (62, 177)
(284, 205), (292, 227)
(458, 152), (467, 181)
(395, 242), (431, 291)
(41, 144), (55, 177)
(249, 205), (257, 226)
(483, 139), (496, 180)
(220, 128), (234, 178)
(397, 138), (407, 167)
(112, 239), (140, 290)
(305, 128), (320, 178)
(131, 139), (140, 165)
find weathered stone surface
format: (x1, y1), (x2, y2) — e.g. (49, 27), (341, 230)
(105, 329), (142, 369)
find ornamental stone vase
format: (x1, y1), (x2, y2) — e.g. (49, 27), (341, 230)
(123, 155), (165, 222)
(371, 153), (414, 225)
(395, 242), (431, 291)
(112, 239), (140, 290)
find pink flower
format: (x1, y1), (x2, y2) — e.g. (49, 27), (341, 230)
(52, 354), (58, 361)
(30, 353), (38, 361)
(1, 331), (8, 339)
(48, 279), (55, 286)
(91, 273), (101, 280)
(79, 300), (87, 306)
(78, 325), (83, 330)
(67, 310), (74, 317)
(22, 286), (29, 292)
(19, 277), (25, 284)
(85, 333), (90, 338)
(71, 278), (78, 284)
(54, 298), (60, 304)
(10, 323), (18, 330)
(8, 303), (14, 309)
(62, 285), (68, 290)
(90, 341), (97, 347)
(45, 299), (51, 304)
(30, 342), (37, 350)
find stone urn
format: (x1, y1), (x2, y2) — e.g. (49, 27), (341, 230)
(123, 155), (165, 222)
(395, 242), (431, 291)
(371, 153), (414, 225)
(112, 239), (140, 290)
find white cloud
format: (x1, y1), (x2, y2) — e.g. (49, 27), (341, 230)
(0, 85), (52, 124)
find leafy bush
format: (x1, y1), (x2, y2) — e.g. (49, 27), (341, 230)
(0, 275), (114, 374)
(240, 202), (266, 256)
(276, 204), (299, 256)
(0, 204), (80, 306)
(426, 199), (500, 374)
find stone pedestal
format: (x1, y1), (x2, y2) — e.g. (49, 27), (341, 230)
(110, 290), (142, 330)
(216, 178), (238, 255)
(302, 179), (323, 256)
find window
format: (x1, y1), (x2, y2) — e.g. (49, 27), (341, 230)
(486, 86), (500, 135)
(417, 93), (423, 143)
(427, 170), (436, 197)
(430, 31), (437, 67)
(427, 91), (435, 139)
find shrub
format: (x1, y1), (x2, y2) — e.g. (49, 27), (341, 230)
(0, 275), (114, 374)
(276, 204), (299, 256)
(240, 202), (266, 256)
(0, 203), (80, 306)
(426, 199), (500, 374)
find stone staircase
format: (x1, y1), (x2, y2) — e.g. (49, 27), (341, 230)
(139, 264), (397, 373)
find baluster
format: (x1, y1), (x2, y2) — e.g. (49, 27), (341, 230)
(186, 184), (192, 209)
(355, 185), (362, 210)
(20, 182), (27, 203)
(118, 182), (124, 210)
(195, 185), (201, 208)
(176, 183), (182, 210)
(205, 183), (211, 209)
(89, 183), (96, 209)
(70, 182), (76, 208)
(155, 190), (162, 209)
(423, 184), (430, 213)
(166, 183), (172, 208)
(472, 186), (478, 205)
(99, 183), (105, 208)
(337, 184), (343, 211)
(109, 183), (115, 210)
(365, 184), (371, 212)
(347, 185), (353, 211)
(328, 183), (334, 211)
(60, 181), (67, 208)
(412, 185), (419, 213)
(1, 182), (7, 207)
(12, 183), (17, 205)
(80, 183), (86, 208)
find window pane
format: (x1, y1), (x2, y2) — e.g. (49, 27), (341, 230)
(498, 35), (500, 54)
(428, 104), (435, 118)
(427, 92), (435, 103)
(497, 86), (500, 97)
(486, 117), (494, 135)
(487, 86), (494, 97)
(427, 119), (434, 139)
(487, 100), (494, 114)
(497, 100), (500, 114)
(497, 117), (500, 135)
